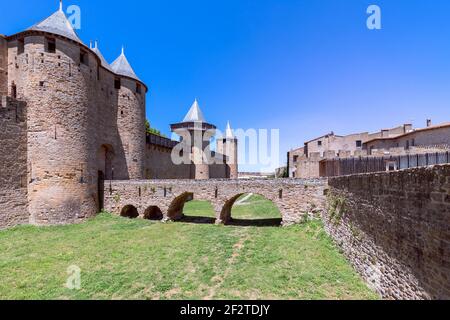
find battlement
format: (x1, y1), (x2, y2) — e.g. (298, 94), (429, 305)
(146, 133), (178, 150)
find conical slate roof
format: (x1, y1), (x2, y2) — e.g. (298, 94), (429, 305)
(225, 121), (235, 138)
(183, 99), (206, 123)
(91, 41), (112, 71)
(28, 3), (82, 44)
(110, 48), (140, 81)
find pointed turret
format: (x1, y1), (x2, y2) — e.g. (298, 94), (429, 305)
(110, 47), (140, 81)
(217, 121), (239, 179)
(28, 0), (82, 44)
(183, 99), (206, 123)
(225, 121), (235, 139)
(170, 99), (217, 180)
(91, 41), (112, 71)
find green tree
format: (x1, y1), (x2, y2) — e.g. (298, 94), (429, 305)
(145, 120), (167, 138)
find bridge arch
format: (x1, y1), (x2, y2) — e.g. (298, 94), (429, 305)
(104, 179), (327, 226)
(167, 192), (194, 221)
(120, 204), (139, 219)
(219, 193), (283, 226)
(144, 206), (163, 221)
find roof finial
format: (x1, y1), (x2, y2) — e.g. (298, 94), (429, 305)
(226, 121), (234, 138)
(89, 40), (93, 49)
(121, 46), (125, 55)
(94, 40), (98, 49)
(59, 0), (63, 12)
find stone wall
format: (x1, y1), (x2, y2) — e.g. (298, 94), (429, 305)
(103, 179), (327, 225)
(4, 31), (147, 226)
(0, 98), (28, 228)
(145, 143), (191, 179)
(323, 165), (450, 299)
(0, 35), (7, 96)
(365, 126), (450, 154)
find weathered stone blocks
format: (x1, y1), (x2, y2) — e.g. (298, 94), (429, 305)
(103, 178), (327, 226)
(323, 164), (450, 300)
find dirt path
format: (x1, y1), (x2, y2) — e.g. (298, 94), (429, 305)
(204, 231), (251, 300)
(234, 193), (254, 206)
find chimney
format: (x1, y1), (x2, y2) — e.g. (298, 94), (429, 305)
(403, 124), (412, 133)
(381, 129), (389, 138)
(426, 119), (432, 128)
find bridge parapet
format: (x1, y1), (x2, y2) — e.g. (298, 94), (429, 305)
(103, 178), (328, 225)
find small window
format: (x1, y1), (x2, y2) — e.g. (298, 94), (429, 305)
(39, 81), (44, 87)
(293, 155), (299, 163)
(114, 78), (121, 89)
(318, 141), (322, 147)
(46, 38), (56, 53)
(11, 83), (17, 99)
(356, 140), (362, 148)
(80, 50), (88, 65)
(18, 39), (25, 55)
(411, 139), (415, 147)
(406, 140), (410, 150)
(136, 83), (142, 94)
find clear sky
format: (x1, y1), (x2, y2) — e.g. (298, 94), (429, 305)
(1, 0), (450, 172)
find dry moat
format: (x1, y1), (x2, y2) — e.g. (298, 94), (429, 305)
(0, 195), (376, 300)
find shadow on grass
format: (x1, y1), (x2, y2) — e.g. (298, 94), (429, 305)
(227, 218), (282, 227)
(179, 215), (216, 225)
(179, 215), (282, 227)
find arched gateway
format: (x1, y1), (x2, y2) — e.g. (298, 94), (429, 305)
(103, 179), (327, 226)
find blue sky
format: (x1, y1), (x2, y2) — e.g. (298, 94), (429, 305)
(1, 0), (450, 172)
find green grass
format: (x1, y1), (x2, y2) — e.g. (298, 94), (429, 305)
(0, 195), (378, 300)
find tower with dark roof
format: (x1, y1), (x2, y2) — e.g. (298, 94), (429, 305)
(171, 99), (217, 180)
(0, 1), (147, 226)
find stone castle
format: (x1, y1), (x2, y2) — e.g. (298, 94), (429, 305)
(0, 4), (238, 229)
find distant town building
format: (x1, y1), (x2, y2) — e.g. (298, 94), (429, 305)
(288, 120), (450, 178)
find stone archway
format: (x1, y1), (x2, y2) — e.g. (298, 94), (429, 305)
(219, 193), (283, 226)
(167, 192), (194, 221)
(144, 206), (163, 221)
(120, 205), (139, 219)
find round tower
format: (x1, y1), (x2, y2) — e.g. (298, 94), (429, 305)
(4, 3), (148, 225)
(171, 99), (216, 180)
(8, 5), (99, 224)
(111, 48), (146, 180)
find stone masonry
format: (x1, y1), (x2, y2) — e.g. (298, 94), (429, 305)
(323, 164), (450, 299)
(0, 97), (28, 228)
(0, 6), (236, 229)
(103, 179), (327, 225)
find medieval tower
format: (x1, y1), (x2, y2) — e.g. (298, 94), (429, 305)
(0, 2), (238, 229)
(0, 3), (146, 227)
(216, 122), (239, 179)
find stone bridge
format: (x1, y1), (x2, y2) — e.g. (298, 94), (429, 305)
(103, 179), (327, 225)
